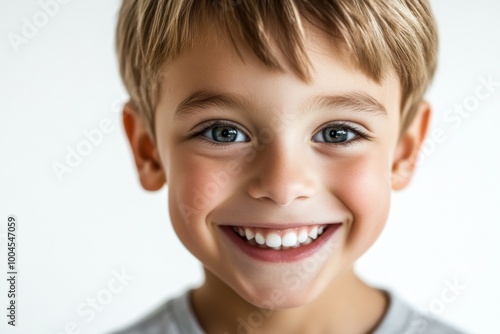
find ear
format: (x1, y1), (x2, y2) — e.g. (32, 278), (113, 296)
(391, 101), (431, 190)
(122, 102), (166, 191)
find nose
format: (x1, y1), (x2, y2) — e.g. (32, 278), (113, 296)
(246, 139), (319, 206)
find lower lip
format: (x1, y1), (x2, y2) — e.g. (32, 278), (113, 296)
(220, 224), (341, 263)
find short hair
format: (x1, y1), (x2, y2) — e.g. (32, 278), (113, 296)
(116, 0), (438, 139)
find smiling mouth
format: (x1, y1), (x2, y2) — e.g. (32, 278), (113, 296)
(230, 224), (328, 250)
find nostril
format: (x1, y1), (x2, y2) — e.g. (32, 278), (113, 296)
(246, 166), (319, 206)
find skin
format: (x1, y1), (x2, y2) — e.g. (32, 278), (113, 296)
(123, 20), (431, 334)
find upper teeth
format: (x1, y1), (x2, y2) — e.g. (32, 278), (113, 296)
(232, 224), (328, 249)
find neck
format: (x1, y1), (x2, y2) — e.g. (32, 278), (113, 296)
(191, 266), (389, 334)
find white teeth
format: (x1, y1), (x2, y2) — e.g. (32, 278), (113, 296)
(303, 237), (313, 245)
(255, 232), (266, 245)
(233, 225), (329, 250)
(297, 230), (308, 243)
(245, 228), (255, 240)
(282, 232), (298, 247)
(265, 233), (281, 248)
(318, 226), (325, 235)
(308, 226), (318, 239)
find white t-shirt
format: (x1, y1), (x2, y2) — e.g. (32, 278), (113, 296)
(110, 288), (466, 334)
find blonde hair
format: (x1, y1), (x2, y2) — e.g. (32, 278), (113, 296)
(116, 0), (438, 139)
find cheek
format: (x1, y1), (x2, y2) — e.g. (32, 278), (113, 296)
(326, 153), (392, 255)
(170, 152), (226, 214)
(179, 161), (211, 205)
(166, 151), (233, 256)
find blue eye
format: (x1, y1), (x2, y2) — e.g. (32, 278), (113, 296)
(198, 121), (249, 144)
(312, 124), (357, 143)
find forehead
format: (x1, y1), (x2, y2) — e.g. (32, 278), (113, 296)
(158, 22), (401, 124)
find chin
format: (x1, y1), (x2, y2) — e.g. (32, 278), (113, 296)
(235, 282), (324, 311)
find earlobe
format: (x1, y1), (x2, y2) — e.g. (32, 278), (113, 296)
(391, 101), (431, 190)
(123, 102), (166, 191)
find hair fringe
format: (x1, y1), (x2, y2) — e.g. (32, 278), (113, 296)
(116, 0), (438, 138)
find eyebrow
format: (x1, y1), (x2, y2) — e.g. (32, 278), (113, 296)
(174, 90), (261, 121)
(173, 89), (387, 120)
(306, 92), (387, 118)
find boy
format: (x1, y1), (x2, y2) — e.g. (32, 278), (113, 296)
(112, 0), (465, 333)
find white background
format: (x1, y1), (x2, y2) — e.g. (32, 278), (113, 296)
(1, 0), (499, 333)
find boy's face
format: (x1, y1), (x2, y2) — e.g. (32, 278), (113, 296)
(124, 24), (430, 308)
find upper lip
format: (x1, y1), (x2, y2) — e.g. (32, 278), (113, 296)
(219, 222), (340, 230)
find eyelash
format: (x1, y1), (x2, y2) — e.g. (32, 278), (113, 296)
(317, 121), (373, 147)
(189, 120), (373, 148)
(188, 120), (247, 147)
